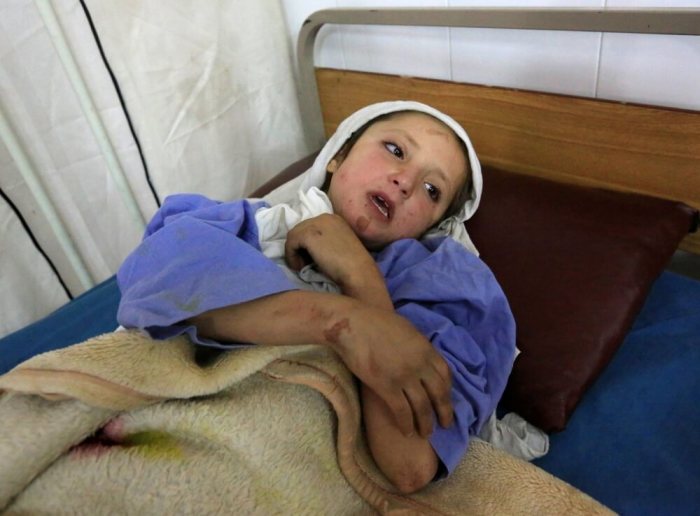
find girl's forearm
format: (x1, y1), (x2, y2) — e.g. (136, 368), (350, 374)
(362, 385), (439, 493)
(336, 264), (442, 493)
(188, 290), (357, 351)
(354, 317), (441, 493)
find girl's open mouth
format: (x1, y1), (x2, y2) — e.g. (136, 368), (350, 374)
(369, 194), (392, 220)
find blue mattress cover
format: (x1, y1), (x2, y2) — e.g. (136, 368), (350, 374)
(0, 271), (698, 513)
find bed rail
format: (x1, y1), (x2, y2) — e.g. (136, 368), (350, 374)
(297, 8), (700, 148)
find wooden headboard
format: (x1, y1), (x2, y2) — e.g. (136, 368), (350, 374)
(299, 8), (700, 254)
(316, 68), (700, 253)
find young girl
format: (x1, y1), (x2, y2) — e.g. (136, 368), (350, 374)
(116, 101), (516, 494)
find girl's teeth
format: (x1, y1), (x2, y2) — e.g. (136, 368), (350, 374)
(372, 196), (389, 218)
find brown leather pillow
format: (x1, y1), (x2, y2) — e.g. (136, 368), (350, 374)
(465, 166), (697, 431)
(251, 155), (697, 432)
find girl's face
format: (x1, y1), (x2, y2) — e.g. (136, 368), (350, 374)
(327, 112), (467, 250)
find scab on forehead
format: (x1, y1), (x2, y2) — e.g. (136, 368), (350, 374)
(389, 111), (459, 143)
(426, 127), (450, 141)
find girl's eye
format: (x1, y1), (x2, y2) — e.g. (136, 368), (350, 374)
(424, 183), (441, 202)
(384, 142), (404, 159)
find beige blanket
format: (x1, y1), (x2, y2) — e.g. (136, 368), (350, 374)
(0, 330), (613, 515)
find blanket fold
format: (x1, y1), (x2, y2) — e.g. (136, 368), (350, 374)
(0, 331), (613, 515)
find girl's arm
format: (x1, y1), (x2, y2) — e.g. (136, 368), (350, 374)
(284, 214), (451, 493)
(188, 288), (453, 446)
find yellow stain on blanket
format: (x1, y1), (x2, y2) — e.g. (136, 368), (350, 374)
(122, 431), (184, 460)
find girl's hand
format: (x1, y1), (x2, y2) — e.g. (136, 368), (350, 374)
(329, 304), (454, 438)
(285, 214), (381, 295)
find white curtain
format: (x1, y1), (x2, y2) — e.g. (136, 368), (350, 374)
(0, 0), (308, 338)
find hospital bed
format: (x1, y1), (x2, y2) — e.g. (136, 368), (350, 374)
(1, 7), (699, 515)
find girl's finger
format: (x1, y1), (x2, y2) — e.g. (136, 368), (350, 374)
(422, 372), (453, 429)
(431, 356), (452, 385)
(403, 385), (434, 438)
(284, 232), (311, 271)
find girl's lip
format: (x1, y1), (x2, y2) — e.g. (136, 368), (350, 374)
(368, 192), (393, 221)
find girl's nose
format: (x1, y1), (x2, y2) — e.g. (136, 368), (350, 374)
(390, 168), (417, 197)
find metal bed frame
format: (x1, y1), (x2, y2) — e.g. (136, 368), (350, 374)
(296, 8), (700, 150)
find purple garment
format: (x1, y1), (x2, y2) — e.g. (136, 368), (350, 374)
(375, 238), (516, 475)
(117, 194), (298, 347)
(117, 193), (516, 476)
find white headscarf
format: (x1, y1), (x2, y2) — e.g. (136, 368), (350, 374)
(261, 100), (483, 255)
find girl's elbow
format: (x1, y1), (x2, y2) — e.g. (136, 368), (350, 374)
(389, 464), (436, 494)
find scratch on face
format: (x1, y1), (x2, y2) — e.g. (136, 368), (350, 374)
(355, 216), (369, 232)
(427, 128), (449, 141)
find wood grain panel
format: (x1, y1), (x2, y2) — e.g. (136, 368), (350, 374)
(316, 68), (700, 252)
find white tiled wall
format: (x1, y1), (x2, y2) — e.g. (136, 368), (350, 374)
(449, 28), (602, 96)
(337, 0), (451, 79)
(280, 0), (700, 110)
(448, 0), (604, 95)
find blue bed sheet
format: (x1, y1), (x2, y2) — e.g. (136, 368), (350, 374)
(0, 271), (698, 514)
(0, 276), (120, 374)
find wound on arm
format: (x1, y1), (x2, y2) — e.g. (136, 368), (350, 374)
(324, 318), (350, 344)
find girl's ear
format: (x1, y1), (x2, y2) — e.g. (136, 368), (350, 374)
(326, 159), (339, 173)
(328, 137), (352, 173)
